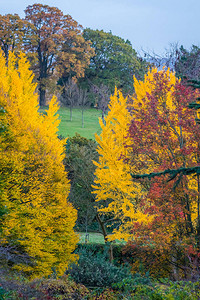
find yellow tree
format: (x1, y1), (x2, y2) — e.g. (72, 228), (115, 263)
(93, 68), (200, 277)
(0, 51), (78, 277)
(93, 89), (150, 242)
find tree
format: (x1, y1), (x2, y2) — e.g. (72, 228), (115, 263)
(128, 67), (200, 233)
(25, 3), (94, 106)
(175, 45), (200, 82)
(82, 28), (149, 95)
(91, 83), (110, 124)
(60, 79), (89, 127)
(143, 43), (181, 72)
(93, 89), (148, 242)
(64, 134), (98, 232)
(77, 88), (89, 128)
(60, 78), (78, 122)
(93, 67), (200, 277)
(144, 44), (200, 84)
(126, 68), (200, 278)
(63, 134), (113, 259)
(0, 14), (30, 63)
(0, 51), (78, 277)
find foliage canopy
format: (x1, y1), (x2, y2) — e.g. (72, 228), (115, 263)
(0, 51), (78, 277)
(93, 67), (200, 278)
(82, 28), (149, 95)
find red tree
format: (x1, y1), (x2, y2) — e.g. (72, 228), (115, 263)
(125, 68), (200, 278)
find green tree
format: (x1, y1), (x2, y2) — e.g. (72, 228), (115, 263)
(82, 28), (149, 95)
(64, 134), (98, 232)
(64, 133), (116, 260)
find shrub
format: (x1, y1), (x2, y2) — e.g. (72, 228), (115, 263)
(66, 246), (132, 288)
(122, 242), (173, 278)
(112, 272), (151, 291)
(155, 280), (200, 300)
(38, 276), (89, 299)
(0, 274), (89, 299)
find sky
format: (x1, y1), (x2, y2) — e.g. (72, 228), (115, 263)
(0, 0), (199, 56)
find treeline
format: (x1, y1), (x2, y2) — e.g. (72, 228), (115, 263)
(0, 3), (149, 109)
(1, 4), (199, 114)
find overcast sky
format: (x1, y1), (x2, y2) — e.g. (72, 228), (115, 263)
(0, 0), (199, 55)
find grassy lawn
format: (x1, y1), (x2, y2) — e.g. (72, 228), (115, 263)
(78, 232), (105, 244)
(78, 232), (126, 245)
(40, 106), (102, 139)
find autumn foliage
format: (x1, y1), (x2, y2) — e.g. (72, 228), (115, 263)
(24, 3), (94, 106)
(0, 51), (78, 277)
(93, 89), (150, 242)
(128, 69), (200, 278)
(94, 67), (200, 278)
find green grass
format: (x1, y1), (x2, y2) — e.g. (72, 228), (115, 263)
(78, 232), (126, 245)
(78, 232), (105, 244)
(40, 106), (102, 139)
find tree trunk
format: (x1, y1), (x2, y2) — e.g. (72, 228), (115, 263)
(38, 48), (47, 107)
(96, 213), (113, 262)
(39, 86), (46, 107)
(102, 111), (106, 125)
(4, 46), (9, 66)
(70, 105), (72, 122)
(82, 108), (84, 128)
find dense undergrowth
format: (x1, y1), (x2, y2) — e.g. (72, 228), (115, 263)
(0, 270), (200, 299)
(1, 246), (200, 299)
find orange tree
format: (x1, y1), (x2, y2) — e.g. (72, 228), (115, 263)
(25, 3), (94, 106)
(0, 51), (78, 278)
(0, 14), (31, 63)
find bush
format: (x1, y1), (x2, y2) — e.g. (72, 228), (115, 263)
(113, 279), (200, 300)
(0, 274), (89, 299)
(155, 280), (200, 300)
(39, 276), (89, 299)
(112, 272), (151, 291)
(66, 246), (132, 288)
